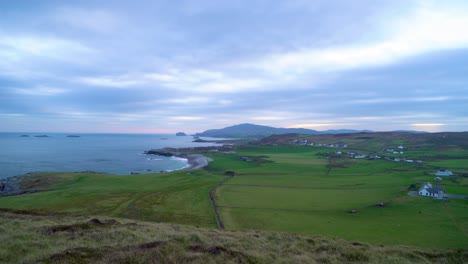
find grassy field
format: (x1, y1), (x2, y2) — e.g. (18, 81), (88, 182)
(0, 170), (224, 227)
(208, 144), (468, 248)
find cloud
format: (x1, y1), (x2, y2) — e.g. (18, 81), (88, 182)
(412, 123), (445, 127)
(0, 35), (95, 61)
(77, 69), (269, 93)
(74, 2), (468, 96)
(53, 7), (122, 33)
(350, 96), (451, 104)
(0, 33), (97, 79)
(0, 113), (25, 118)
(170, 116), (204, 121)
(77, 75), (144, 88)
(13, 86), (67, 96)
(253, 4), (468, 77)
(411, 123), (446, 132)
(287, 123), (355, 129)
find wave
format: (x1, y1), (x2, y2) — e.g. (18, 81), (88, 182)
(170, 156), (188, 162)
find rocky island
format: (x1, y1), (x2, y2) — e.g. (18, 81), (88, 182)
(175, 132), (187, 136)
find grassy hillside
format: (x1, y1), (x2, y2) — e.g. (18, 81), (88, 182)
(0, 209), (466, 263)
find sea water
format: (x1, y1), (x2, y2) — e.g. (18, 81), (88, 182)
(0, 133), (218, 179)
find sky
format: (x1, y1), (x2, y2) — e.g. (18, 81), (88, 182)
(1, 0), (467, 133)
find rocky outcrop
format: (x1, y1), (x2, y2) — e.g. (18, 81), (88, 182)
(0, 176), (22, 196)
(176, 132), (187, 136)
(143, 150), (175, 157)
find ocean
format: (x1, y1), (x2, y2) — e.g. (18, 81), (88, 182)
(0, 133), (218, 179)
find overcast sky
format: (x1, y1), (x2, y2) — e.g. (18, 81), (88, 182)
(1, 0), (467, 133)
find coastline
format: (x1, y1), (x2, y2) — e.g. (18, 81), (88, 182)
(144, 146), (229, 171)
(0, 154), (213, 197)
(183, 154), (213, 170)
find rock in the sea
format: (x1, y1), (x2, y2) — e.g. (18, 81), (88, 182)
(176, 132), (187, 136)
(144, 150), (174, 157)
(193, 139), (209, 143)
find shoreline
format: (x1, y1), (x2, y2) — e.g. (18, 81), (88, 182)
(182, 154), (213, 170)
(0, 154), (213, 197)
(144, 146), (231, 171)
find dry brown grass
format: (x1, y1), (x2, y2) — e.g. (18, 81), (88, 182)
(0, 209), (466, 264)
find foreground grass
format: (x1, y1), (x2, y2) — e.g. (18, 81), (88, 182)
(0, 209), (466, 264)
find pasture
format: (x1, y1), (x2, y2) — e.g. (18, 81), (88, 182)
(0, 170), (223, 227)
(209, 145), (468, 248)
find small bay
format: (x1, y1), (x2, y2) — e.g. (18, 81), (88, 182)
(0, 133), (217, 179)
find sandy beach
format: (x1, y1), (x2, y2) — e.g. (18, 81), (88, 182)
(184, 154), (213, 169)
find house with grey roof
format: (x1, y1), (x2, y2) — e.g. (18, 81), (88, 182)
(418, 182), (444, 198)
(435, 169), (453, 176)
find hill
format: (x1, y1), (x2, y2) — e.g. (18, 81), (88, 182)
(195, 123), (371, 138)
(1, 208), (466, 263)
(255, 131), (468, 150)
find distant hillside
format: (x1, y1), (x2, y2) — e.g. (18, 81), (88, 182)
(195, 123), (372, 138)
(255, 131), (468, 151)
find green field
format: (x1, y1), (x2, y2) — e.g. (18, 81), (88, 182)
(208, 145), (468, 248)
(0, 171), (224, 227)
(1, 134), (467, 249)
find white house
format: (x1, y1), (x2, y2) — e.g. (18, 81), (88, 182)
(435, 169), (453, 176)
(354, 154), (367, 159)
(418, 182), (444, 198)
(398, 145), (404, 149)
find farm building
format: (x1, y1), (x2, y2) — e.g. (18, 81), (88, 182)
(418, 182), (444, 198)
(435, 169), (453, 176)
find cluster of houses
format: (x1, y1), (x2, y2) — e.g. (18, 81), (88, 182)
(384, 145), (405, 155)
(340, 152), (380, 159)
(334, 145), (427, 164)
(385, 157), (423, 163)
(292, 139), (348, 148)
(335, 151), (423, 164)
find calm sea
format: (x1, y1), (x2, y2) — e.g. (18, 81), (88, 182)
(0, 133), (218, 179)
